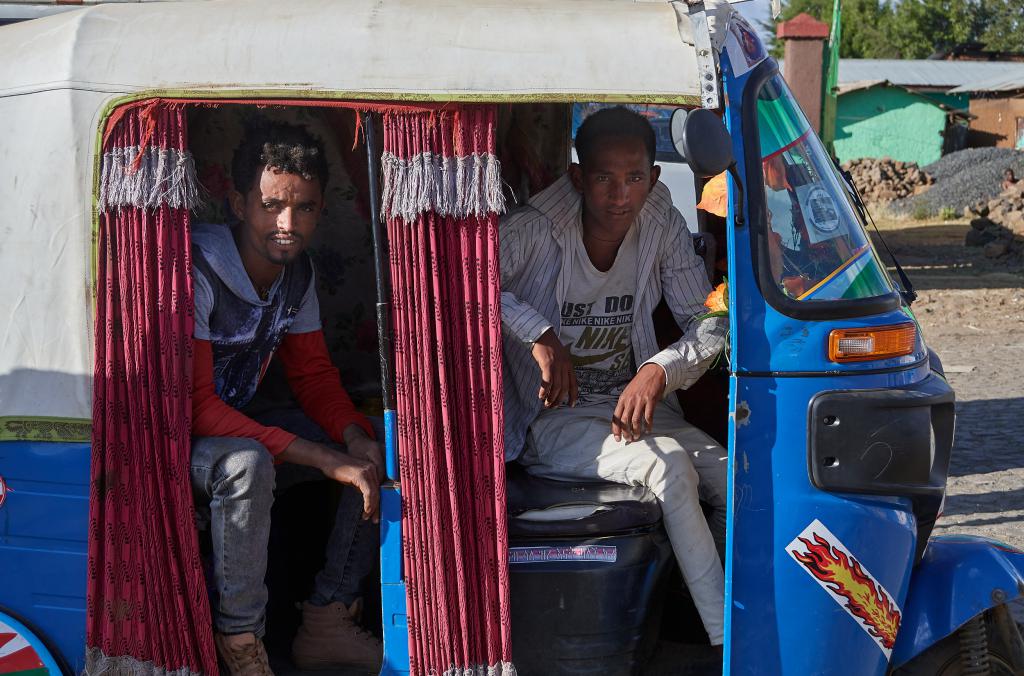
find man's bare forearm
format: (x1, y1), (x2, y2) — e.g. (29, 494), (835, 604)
(278, 436), (339, 473)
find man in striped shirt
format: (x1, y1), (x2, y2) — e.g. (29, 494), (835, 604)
(500, 107), (729, 647)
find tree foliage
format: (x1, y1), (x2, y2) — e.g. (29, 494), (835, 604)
(767, 0), (1024, 59)
(977, 0), (1024, 53)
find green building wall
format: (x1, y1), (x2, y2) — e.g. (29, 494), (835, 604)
(834, 87), (948, 167)
(920, 90), (969, 112)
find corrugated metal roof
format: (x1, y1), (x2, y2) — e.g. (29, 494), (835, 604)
(835, 78), (974, 116)
(839, 59), (1024, 89)
(836, 79), (887, 94)
(949, 72), (1024, 93)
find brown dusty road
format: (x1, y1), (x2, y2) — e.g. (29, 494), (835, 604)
(873, 219), (1024, 628)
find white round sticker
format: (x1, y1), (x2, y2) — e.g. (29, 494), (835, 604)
(806, 187), (840, 233)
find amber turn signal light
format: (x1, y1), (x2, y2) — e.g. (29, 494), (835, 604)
(828, 323), (917, 363)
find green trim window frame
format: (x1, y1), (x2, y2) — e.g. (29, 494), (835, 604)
(741, 62), (903, 320)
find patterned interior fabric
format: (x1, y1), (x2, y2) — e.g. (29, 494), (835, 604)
(187, 106), (383, 412)
(90, 101), (217, 676)
(384, 105), (515, 676)
(497, 103), (571, 205)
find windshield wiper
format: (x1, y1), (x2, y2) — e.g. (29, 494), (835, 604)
(838, 165), (918, 306)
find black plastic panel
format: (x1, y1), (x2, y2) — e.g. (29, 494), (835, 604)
(807, 373), (955, 498)
(509, 530), (672, 676)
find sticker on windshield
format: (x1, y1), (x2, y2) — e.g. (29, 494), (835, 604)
(795, 184), (841, 242)
(724, 14), (768, 77)
(509, 545), (617, 564)
(788, 519), (901, 658)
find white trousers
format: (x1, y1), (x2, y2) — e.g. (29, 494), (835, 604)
(521, 399), (728, 645)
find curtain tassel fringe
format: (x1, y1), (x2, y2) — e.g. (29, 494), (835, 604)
(380, 151), (506, 223)
(99, 146), (206, 212)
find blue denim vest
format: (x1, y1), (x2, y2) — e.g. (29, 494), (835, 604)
(192, 248), (313, 409)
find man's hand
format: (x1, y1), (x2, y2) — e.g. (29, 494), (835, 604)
(280, 437), (380, 522)
(319, 448), (381, 523)
(344, 426), (386, 481)
(531, 328), (578, 409)
(612, 363), (667, 442)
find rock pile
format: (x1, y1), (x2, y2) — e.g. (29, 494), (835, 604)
(964, 186), (1024, 258)
(896, 148), (1024, 218)
(842, 157), (933, 202)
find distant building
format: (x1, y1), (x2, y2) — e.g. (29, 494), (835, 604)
(833, 80), (966, 166)
(935, 43), (1024, 63)
(835, 59), (1024, 164)
(950, 74), (1024, 149)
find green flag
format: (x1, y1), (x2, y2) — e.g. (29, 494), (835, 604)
(821, 0), (841, 156)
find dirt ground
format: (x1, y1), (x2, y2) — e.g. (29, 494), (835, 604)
(869, 217), (1024, 630)
(870, 218), (1024, 548)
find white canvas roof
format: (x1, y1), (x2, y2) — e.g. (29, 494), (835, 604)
(0, 0), (702, 100)
(0, 0), (713, 428)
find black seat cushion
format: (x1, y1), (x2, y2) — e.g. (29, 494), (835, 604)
(505, 463), (663, 538)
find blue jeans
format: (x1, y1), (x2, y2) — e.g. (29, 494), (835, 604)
(190, 409), (380, 636)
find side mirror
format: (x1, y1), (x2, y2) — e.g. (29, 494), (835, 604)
(670, 108), (735, 178)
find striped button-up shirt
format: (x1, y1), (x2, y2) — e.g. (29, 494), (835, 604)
(500, 174), (727, 460)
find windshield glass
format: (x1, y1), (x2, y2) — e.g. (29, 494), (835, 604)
(756, 75), (894, 301)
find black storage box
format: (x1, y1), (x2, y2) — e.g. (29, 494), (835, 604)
(506, 464), (673, 676)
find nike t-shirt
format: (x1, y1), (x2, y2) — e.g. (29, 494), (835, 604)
(558, 222), (638, 406)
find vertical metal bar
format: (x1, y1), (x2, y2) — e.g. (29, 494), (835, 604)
(363, 112), (398, 480)
(674, 0), (722, 110)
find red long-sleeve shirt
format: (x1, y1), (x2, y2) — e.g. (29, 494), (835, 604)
(192, 330), (374, 456)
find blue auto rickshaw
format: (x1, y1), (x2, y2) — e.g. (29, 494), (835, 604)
(1, 1), (1022, 675)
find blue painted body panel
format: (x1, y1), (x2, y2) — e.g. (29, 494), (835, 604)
(728, 372), (921, 675)
(384, 409), (399, 481)
(0, 441), (90, 674)
(723, 51), (927, 675)
(380, 486), (409, 673)
(891, 536), (1024, 667)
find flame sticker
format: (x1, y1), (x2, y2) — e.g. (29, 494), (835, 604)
(787, 519), (902, 658)
(0, 477), (6, 510)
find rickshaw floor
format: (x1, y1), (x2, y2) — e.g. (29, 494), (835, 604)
(266, 656), (376, 676)
(263, 641), (719, 676)
(645, 640), (722, 675)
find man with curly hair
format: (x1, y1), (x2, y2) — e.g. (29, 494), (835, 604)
(190, 120), (382, 675)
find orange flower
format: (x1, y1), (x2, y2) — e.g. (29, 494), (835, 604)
(704, 281), (728, 314)
(763, 154), (791, 192)
(696, 172), (728, 218)
(782, 275), (808, 298)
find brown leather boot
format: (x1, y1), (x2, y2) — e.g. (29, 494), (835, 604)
(291, 599), (383, 671)
(214, 632), (274, 676)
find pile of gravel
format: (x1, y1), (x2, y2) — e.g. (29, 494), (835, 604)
(892, 148), (1024, 218)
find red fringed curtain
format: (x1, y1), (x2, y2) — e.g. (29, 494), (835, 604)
(89, 101), (216, 676)
(383, 107), (515, 675)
